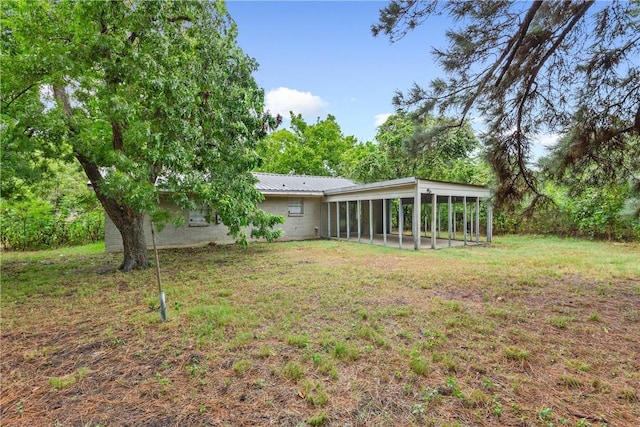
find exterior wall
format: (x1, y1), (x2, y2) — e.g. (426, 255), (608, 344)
(104, 195), (323, 252)
(262, 195), (323, 241)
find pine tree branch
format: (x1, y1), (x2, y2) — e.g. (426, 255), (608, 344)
(494, 1), (543, 87)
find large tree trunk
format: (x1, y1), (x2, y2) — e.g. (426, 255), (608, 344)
(108, 207), (149, 272)
(53, 86), (150, 272)
(76, 153), (150, 272)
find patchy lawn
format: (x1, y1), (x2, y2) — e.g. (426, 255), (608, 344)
(1, 236), (639, 426)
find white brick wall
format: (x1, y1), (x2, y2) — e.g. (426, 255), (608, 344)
(104, 195), (323, 252)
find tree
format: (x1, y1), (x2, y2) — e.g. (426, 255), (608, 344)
(256, 113), (358, 176)
(349, 112), (485, 184)
(373, 1), (640, 208)
(2, 1), (283, 271)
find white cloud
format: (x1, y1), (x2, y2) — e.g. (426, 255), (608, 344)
(265, 87), (328, 118)
(532, 132), (560, 147)
(374, 113), (392, 127)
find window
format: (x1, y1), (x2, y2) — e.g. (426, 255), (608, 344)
(288, 198), (303, 216)
(189, 207), (210, 227)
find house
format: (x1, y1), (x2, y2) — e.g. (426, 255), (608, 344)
(104, 172), (493, 252)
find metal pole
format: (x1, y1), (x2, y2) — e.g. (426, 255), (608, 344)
(150, 221), (167, 322)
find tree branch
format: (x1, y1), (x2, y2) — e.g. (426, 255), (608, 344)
(2, 82), (39, 109)
(494, 1), (543, 87)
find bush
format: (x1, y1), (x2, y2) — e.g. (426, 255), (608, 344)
(0, 196), (104, 250)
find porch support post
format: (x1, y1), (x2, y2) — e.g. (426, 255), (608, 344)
(431, 193), (437, 249)
(327, 203), (331, 238)
(357, 200), (362, 242)
(414, 185), (421, 250)
(382, 198), (387, 246)
(476, 197), (480, 243)
(369, 199), (373, 244)
(453, 203), (456, 239)
(438, 204), (442, 239)
(336, 202), (340, 239)
(346, 201), (350, 240)
(487, 201), (493, 243)
(463, 196), (467, 246)
(448, 195), (452, 248)
(398, 198), (403, 249)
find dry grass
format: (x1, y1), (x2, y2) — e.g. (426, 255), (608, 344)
(1, 235), (639, 426)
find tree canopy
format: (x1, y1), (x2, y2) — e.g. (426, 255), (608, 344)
(1, 0), (282, 271)
(373, 0), (640, 208)
(350, 112), (489, 184)
(255, 113), (359, 176)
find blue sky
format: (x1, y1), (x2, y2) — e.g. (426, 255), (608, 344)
(226, 1), (450, 143)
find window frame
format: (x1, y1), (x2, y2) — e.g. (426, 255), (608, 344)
(288, 197), (304, 217)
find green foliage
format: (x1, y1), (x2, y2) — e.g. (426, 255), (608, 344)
(256, 113), (360, 176)
(373, 1), (640, 209)
(2, 0), (282, 268)
(493, 180), (639, 241)
(349, 112), (488, 184)
(0, 163), (104, 250)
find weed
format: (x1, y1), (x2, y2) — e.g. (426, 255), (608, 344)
(617, 387), (638, 403)
(282, 361), (304, 381)
(503, 346), (530, 361)
(558, 375), (582, 389)
(409, 351), (430, 376)
(23, 345), (59, 361)
(444, 377), (464, 399)
(588, 312), (600, 322)
(185, 361), (206, 379)
(187, 302), (237, 340)
(356, 308), (368, 320)
(422, 387), (442, 406)
(355, 323), (390, 348)
(301, 380), (329, 407)
(286, 334), (309, 349)
(232, 359), (252, 376)
(49, 367), (90, 391)
(465, 389), (490, 408)
(442, 300), (463, 312)
(566, 360), (591, 372)
(538, 407), (554, 425)
(307, 412), (329, 426)
(311, 353), (339, 379)
(548, 315), (574, 329)
(486, 307), (509, 318)
(255, 345), (276, 358)
(398, 330), (413, 340)
(421, 329), (445, 348)
(441, 353), (460, 373)
(217, 289), (233, 297)
(332, 341), (359, 361)
(155, 372), (171, 386)
(492, 397), (503, 416)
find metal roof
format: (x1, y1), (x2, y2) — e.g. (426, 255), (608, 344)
(253, 172), (355, 195)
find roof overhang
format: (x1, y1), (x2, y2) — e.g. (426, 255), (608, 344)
(323, 177), (490, 202)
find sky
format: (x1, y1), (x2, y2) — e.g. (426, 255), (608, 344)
(226, 1), (450, 143)
(226, 1), (558, 159)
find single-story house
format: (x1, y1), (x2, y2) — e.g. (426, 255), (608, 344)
(104, 172), (493, 252)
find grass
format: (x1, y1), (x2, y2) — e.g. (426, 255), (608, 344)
(1, 235), (639, 426)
